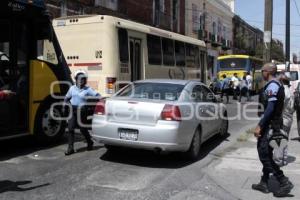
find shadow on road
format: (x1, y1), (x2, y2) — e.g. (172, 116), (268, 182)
(0, 133), (90, 161)
(100, 133), (231, 169)
(0, 180), (50, 193)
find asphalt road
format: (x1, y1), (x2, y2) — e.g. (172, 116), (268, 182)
(0, 99), (259, 200)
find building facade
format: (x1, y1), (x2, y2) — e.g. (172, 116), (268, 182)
(185, 0), (234, 79)
(45, 0), (185, 34)
(232, 15), (264, 57)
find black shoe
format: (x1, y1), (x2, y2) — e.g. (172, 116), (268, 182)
(252, 180), (270, 194)
(274, 177), (294, 197)
(87, 141), (94, 151)
(65, 149), (75, 156)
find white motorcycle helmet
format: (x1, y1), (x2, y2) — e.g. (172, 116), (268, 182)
(74, 69), (88, 80)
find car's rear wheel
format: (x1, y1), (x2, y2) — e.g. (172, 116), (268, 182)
(185, 128), (202, 161)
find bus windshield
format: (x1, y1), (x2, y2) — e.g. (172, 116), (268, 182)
(219, 58), (248, 70)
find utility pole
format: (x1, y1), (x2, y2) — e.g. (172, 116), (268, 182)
(264, 0), (273, 63)
(286, 0), (291, 71)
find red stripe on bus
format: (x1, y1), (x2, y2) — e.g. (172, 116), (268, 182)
(74, 63), (102, 67)
(68, 64), (73, 67)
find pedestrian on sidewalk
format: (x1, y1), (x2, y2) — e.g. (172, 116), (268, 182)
(252, 63), (294, 197)
(239, 75), (248, 103)
(64, 70), (101, 156)
(220, 74), (230, 104)
(279, 73), (295, 135)
(246, 72), (253, 101)
(271, 73), (295, 167)
(231, 73), (240, 100)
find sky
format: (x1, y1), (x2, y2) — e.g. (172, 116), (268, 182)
(235, 0), (300, 59)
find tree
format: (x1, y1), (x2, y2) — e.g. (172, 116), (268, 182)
(255, 42), (285, 62)
(271, 42), (285, 62)
(255, 43), (264, 59)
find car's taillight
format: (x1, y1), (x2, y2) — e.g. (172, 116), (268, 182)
(94, 99), (106, 115)
(106, 77), (117, 94)
(161, 104), (181, 121)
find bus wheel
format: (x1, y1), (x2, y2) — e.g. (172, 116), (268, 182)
(35, 101), (66, 144)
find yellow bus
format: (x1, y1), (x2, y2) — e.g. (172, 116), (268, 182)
(217, 55), (264, 93)
(53, 15), (208, 96)
(0, 0), (72, 142)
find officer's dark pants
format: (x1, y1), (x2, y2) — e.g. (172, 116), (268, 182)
(67, 106), (92, 150)
(258, 128), (284, 182)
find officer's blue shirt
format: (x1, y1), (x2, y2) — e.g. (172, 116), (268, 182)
(65, 85), (100, 107)
(265, 80), (280, 102)
(259, 79), (280, 127)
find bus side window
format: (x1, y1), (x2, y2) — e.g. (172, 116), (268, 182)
(37, 40), (58, 65)
(162, 38), (175, 66)
(147, 34), (162, 65)
(175, 41), (185, 66)
(186, 44), (196, 68)
(118, 28), (129, 63)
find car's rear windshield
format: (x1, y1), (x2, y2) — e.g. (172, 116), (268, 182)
(116, 83), (185, 101)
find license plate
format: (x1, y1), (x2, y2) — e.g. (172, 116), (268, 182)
(118, 129), (138, 141)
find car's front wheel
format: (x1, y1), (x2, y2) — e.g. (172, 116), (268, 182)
(185, 128), (202, 161)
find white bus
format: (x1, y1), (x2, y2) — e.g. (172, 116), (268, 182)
(53, 15), (207, 96)
(277, 64), (300, 93)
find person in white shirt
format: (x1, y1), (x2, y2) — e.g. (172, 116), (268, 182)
(246, 72), (253, 101)
(239, 75), (249, 102)
(231, 73), (240, 100)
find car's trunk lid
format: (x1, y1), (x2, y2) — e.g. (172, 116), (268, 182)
(106, 98), (167, 126)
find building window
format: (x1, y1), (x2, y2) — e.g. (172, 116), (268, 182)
(199, 14), (204, 30)
(60, 0), (67, 17)
(218, 21), (222, 36)
(147, 35), (162, 65)
(160, 0), (165, 12)
(192, 4), (199, 32)
(95, 0), (118, 10)
(173, 0), (179, 21)
(212, 22), (216, 35)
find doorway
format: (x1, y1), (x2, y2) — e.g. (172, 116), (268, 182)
(0, 19), (29, 136)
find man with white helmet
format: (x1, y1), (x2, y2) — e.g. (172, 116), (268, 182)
(64, 70), (100, 156)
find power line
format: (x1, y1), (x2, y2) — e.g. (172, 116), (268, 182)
(293, 0), (300, 18)
(273, 33), (300, 38)
(245, 19), (300, 27)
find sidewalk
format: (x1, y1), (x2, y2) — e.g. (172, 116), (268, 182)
(205, 119), (300, 200)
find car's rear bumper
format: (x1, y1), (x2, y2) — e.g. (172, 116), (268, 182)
(91, 115), (190, 152)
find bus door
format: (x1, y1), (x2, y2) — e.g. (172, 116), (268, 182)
(129, 38), (142, 81)
(0, 19), (29, 136)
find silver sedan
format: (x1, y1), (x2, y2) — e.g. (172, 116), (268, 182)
(92, 79), (228, 160)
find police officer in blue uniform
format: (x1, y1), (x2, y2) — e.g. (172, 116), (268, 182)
(252, 63), (294, 197)
(64, 70), (100, 156)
